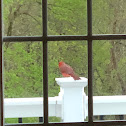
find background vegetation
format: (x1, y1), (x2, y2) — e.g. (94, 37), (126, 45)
(3, 0), (126, 123)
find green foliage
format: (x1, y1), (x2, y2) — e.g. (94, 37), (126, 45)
(3, 0), (126, 123)
(5, 118), (18, 124)
(3, 0), (126, 97)
(4, 42), (43, 97)
(93, 41), (111, 95)
(48, 0), (87, 35)
(49, 117), (61, 122)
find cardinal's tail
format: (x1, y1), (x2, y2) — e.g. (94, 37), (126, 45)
(71, 73), (81, 80)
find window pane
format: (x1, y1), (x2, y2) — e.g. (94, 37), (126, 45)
(3, 0), (42, 36)
(93, 40), (126, 120)
(4, 42), (43, 124)
(93, 0), (126, 34)
(48, 41), (88, 122)
(48, 0), (87, 35)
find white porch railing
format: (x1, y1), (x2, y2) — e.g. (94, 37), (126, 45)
(4, 77), (126, 122)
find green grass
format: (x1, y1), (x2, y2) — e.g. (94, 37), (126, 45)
(5, 117), (61, 124)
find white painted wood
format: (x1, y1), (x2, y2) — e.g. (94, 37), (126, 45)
(85, 95), (126, 117)
(55, 77), (88, 122)
(4, 97), (62, 118)
(4, 77), (126, 122)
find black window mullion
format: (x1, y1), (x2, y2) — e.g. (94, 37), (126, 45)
(0, 0), (4, 126)
(42, 0), (48, 124)
(87, 0), (93, 124)
(1, 0), (126, 125)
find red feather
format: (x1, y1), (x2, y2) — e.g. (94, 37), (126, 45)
(58, 61), (80, 80)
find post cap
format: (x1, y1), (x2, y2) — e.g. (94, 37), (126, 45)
(55, 77), (88, 88)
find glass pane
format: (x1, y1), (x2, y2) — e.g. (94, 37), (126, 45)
(48, 41), (88, 122)
(48, 0), (87, 35)
(3, 0), (42, 36)
(4, 42), (43, 124)
(93, 0), (126, 34)
(93, 40), (126, 120)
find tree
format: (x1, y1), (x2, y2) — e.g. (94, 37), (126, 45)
(3, 0), (126, 98)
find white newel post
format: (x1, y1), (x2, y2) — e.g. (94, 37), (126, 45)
(55, 77), (88, 122)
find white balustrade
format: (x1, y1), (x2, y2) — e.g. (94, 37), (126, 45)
(55, 77), (88, 122)
(4, 77), (126, 122)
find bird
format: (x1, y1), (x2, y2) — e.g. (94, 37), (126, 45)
(58, 61), (81, 80)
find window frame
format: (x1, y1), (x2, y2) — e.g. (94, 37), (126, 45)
(1, 0), (126, 126)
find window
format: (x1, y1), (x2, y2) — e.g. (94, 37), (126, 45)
(0, 0), (126, 126)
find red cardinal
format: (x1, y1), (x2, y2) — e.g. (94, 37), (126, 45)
(58, 61), (80, 80)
